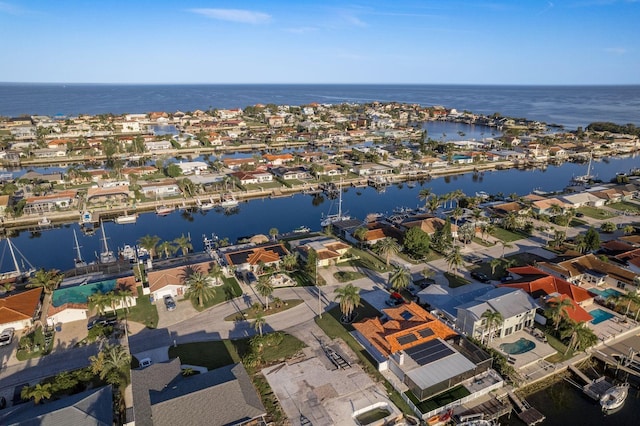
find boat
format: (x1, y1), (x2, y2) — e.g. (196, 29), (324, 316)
(196, 198), (215, 211)
(114, 212), (138, 224)
(572, 152), (596, 183)
(38, 217), (52, 228)
(320, 180), (351, 227)
(220, 193), (239, 208)
(73, 229), (87, 268)
(98, 222), (116, 264)
(600, 382), (629, 411)
(0, 238), (35, 283)
(120, 244), (137, 261)
(293, 226), (311, 234)
(156, 204), (174, 216)
(475, 191), (490, 199)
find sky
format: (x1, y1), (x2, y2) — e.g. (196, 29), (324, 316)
(1, 0), (639, 84)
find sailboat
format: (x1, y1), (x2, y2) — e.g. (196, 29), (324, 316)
(0, 238), (35, 283)
(98, 222), (116, 264)
(73, 229), (87, 268)
(572, 152), (596, 183)
(320, 180), (351, 227)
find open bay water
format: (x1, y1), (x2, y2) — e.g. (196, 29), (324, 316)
(2, 84), (640, 129)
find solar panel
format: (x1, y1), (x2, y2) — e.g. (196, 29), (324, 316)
(405, 339), (454, 366)
(397, 334), (418, 345)
(400, 310), (413, 321)
(417, 328), (435, 338)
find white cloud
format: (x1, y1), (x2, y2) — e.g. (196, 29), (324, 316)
(343, 14), (367, 27)
(284, 27), (318, 34)
(604, 47), (627, 54)
(189, 8), (271, 24)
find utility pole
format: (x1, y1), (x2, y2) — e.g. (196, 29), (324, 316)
(317, 258), (322, 319)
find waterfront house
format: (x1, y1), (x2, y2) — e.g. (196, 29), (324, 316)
(129, 359), (265, 426)
(548, 253), (638, 291)
(559, 192), (606, 208)
(23, 190), (77, 215)
(0, 386), (113, 426)
(416, 156), (448, 169)
(126, 261), (213, 299)
(399, 215), (459, 239)
(32, 147), (67, 158)
(223, 158), (257, 171)
(530, 197), (569, 216)
(86, 185), (131, 205)
(139, 179), (181, 198)
(353, 162), (393, 176)
(291, 236), (351, 267)
(0, 288), (42, 331)
(263, 153), (294, 166)
(269, 166), (310, 180)
(220, 242), (289, 273)
(144, 140), (172, 151)
(175, 161), (209, 175)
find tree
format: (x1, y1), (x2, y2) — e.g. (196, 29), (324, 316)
(89, 344), (131, 387)
(499, 241), (513, 258)
(157, 240), (177, 259)
(389, 266), (411, 291)
(503, 212), (519, 231)
(334, 283), (362, 322)
(551, 230), (566, 249)
(623, 225), (635, 235)
(458, 223), (475, 245)
(282, 252), (298, 271)
(207, 262), (224, 286)
(353, 227), (368, 245)
(88, 292), (111, 316)
(431, 220), (453, 253)
(403, 227), (431, 259)
(269, 227), (279, 241)
(138, 235), (161, 259)
(26, 268), (63, 294)
(546, 297), (575, 331)
(376, 237), (401, 267)
(445, 245), (463, 276)
(490, 258), (502, 276)
(255, 276), (274, 310)
(560, 320), (598, 355)
(608, 290), (640, 319)
(21, 383), (52, 404)
(481, 309), (504, 344)
(418, 188), (433, 208)
(165, 163), (182, 178)
(184, 271), (216, 308)
(253, 312), (266, 337)
(173, 234), (193, 257)
(427, 196), (440, 214)
(600, 221), (617, 233)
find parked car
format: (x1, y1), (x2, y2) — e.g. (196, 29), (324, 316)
(87, 316), (117, 330)
(164, 295), (177, 311)
(0, 328), (15, 347)
(246, 271), (257, 284)
(501, 275), (514, 283)
(470, 271), (490, 283)
(385, 292), (405, 307)
(139, 358), (153, 368)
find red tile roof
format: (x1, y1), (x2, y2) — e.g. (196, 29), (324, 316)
(0, 288), (42, 325)
(503, 266), (594, 303)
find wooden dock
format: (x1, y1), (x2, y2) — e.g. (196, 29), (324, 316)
(507, 390), (545, 426)
(567, 365), (614, 400)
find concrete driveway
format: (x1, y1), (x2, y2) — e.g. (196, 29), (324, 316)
(156, 297), (199, 329)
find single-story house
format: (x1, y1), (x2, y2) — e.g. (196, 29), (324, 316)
(0, 288), (42, 331)
(220, 243), (289, 273)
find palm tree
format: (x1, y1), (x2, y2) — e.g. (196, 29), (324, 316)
(157, 240), (177, 259)
(551, 230), (566, 249)
(89, 344), (131, 387)
(281, 252), (298, 271)
(546, 297), (575, 331)
(445, 245), (463, 276)
(138, 234), (161, 259)
(623, 225), (635, 235)
(269, 227), (279, 241)
(482, 223), (496, 242)
(255, 276), (274, 310)
(389, 266), (411, 291)
(481, 309), (504, 344)
(609, 290), (640, 319)
(88, 292), (111, 316)
(253, 312), (266, 337)
(471, 209), (483, 237)
(427, 196), (440, 214)
(353, 227), (368, 246)
(499, 241), (513, 258)
(418, 188), (433, 208)
(21, 383), (52, 404)
(184, 271), (216, 308)
(560, 320), (598, 355)
(334, 283), (362, 322)
(173, 234), (193, 257)
(377, 237), (401, 267)
(114, 287), (133, 314)
(503, 212), (519, 231)
(26, 268), (63, 294)
(207, 262), (224, 286)
(490, 258), (502, 276)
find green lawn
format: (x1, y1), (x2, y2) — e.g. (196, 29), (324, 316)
(489, 227), (526, 242)
(223, 299), (304, 321)
(16, 327), (55, 361)
(230, 333), (305, 362)
(118, 286), (158, 329)
(543, 332), (573, 363)
(289, 270), (316, 287)
(472, 237), (495, 247)
(168, 340), (240, 370)
(189, 277), (242, 312)
(344, 248), (389, 273)
(405, 385), (470, 413)
(315, 306), (414, 416)
(334, 271), (366, 282)
(608, 201), (640, 214)
(577, 206), (615, 220)
(243, 181), (283, 191)
(444, 272), (470, 288)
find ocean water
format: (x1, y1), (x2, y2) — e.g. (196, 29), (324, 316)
(1, 84), (640, 129)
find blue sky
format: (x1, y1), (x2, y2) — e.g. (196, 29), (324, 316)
(1, 1), (638, 84)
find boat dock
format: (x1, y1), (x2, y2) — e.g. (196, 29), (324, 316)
(566, 365), (614, 400)
(507, 390), (545, 426)
(454, 394), (512, 424)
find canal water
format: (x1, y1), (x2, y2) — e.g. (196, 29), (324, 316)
(2, 155), (637, 272)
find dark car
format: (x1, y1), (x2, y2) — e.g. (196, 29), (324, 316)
(246, 272), (257, 284)
(87, 316), (117, 330)
(470, 271), (491, 283)
(575, 212), (585, 218)
(163, 295), (177, 311)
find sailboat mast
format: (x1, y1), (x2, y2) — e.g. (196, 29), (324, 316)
(337, 180), (342, 218)
(101, 222), (109, 252)
(7, 238), (21, 275)
(74, 229), (84, 262)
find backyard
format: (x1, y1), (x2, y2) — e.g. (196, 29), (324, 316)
(117, 286), (158, 329)
(577, 206), (615, 220)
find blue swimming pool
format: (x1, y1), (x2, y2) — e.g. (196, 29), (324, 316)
(499, 338), (536, 355)
(52, 279), (117, 307)
(589, 288), (622, 299)
(589, 308), (614, 325)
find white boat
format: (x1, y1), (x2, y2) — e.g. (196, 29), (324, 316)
(115, 212), (138, 224)
(220, 193), (239, 208)
(98, 222), (116, 264)
(572, 152), (596, 183)
(120, 244), (137, 261)
(0, 238), (35, 283)
(320, 180), (351, 227)
(196, 198), (215, 211)
(38, 217), (52, 227)
(73, 229), (87, 268)
(156, 204), (174, 216)
(600, 383), (629, 411)
(475, 191), (490, 199)
(293, 226), (311, 234)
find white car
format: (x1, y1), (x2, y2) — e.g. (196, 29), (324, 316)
(0, 328), (15, 347)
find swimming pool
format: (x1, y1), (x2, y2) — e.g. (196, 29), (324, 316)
(52, 279), (117, 307)
(499, 338), (536, 355)
(589, 308), (614, 325)
(589, 288), (622, 299)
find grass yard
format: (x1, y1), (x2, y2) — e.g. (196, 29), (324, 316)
(489, 227), (526, 242)
(444, 272), (470, 288)
(577, 206), (615, 220)
(405, 385), (470, 413)
(243, 181), (283, 191)
(334, 270), (366, 282)
(118, 286), (158, 328)
(544, 332), (573, 363)
(344, 248), (389, 273)
(223, 299), (304, 321)
(608, 201), (640, 214)
(188, 277), (242, 312)
(472, 237), (495, 247)
(231, 333), (305, 362)
(289, 270), (316, 287)
(168, 340), (239, 370)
